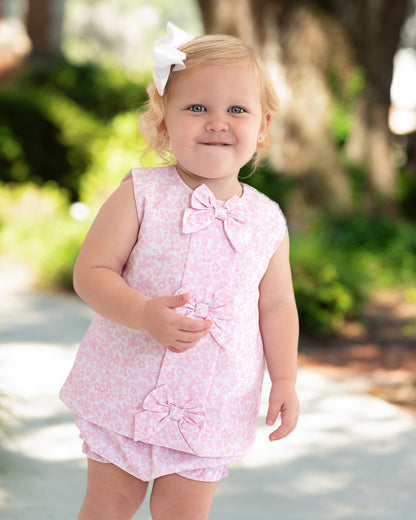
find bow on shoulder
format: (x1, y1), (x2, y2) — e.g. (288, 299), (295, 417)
(183, 184), (252, 252)
(134, 385), (205, 452)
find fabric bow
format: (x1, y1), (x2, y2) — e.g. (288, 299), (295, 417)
(183, 184), (252, 251)
(175, 286), (234, 346)
(134, 385), (205, 452)
(152, 22), (196, 96)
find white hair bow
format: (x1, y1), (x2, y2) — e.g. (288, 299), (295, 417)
(152, 22), (196, 96)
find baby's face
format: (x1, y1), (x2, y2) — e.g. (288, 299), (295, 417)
(161, 64), (269, 191)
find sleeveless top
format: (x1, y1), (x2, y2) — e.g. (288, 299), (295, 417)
(60, 165), (287, 459)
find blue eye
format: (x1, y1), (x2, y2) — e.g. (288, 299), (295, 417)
(229, 106), (246, 114)
(188, 105), (206, 112)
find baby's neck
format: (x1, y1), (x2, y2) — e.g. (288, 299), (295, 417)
(175, 164), (243, 201)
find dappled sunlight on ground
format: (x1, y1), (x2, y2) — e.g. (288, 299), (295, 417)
(1, 285), (416, 519)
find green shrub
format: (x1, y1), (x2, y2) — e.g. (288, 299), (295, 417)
(398, 168), (416, 220)
(290, 231), (365, 336)
(327, 215), (416, 286)
(0, 59), (150, 201)
(0, 182), (89, 289)
(16, 57), (149, 120)
(240, 160), (296, 213)
(79, 112), (164, 209)
(328, 66), (365, 147)
(291, 214), (416, 336)
(0, 88), (101, 199)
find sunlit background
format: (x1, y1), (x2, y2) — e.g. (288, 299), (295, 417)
(0, 0), (416, 408)
(1, 3), (416, 518)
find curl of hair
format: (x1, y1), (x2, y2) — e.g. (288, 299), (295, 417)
(139, 34), (280, 169)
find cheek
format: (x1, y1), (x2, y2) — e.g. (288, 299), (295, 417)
(240, 127), (262, 159)
(169, 130), (190, 148)
(170, 124), (201, 153)
(241, 124), (262, 147)
(168, 133), (195, 162)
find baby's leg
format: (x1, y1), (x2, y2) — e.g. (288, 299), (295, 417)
(78, 459), (149, 520)
(149, 473), (218, 520)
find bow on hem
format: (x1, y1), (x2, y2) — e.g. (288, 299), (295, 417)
(152, 22), (196, 96)
(134, 385), (205, 451)
(175, 286), (233, 346)
(183, 184), (252, 252)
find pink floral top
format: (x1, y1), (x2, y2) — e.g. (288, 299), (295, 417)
(60, 165), (286, 459)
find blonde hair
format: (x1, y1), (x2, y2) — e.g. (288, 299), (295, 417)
(139, 34), (280, 168)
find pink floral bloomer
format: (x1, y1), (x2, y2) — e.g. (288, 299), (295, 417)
(60, 165), (286, 482)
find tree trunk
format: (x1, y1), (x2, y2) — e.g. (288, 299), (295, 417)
(198, 0), (408, 216)
(0, 0), (32, 81)
(333, 0), (408, 212)
(26, 0), (64, 58)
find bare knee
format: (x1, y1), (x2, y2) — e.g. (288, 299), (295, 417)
(150, 474), (217, 520)
(150, 501), (211, 520)
(79, 488), (141, 520)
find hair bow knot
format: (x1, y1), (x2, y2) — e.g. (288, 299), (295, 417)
(152, 22), (196, 96)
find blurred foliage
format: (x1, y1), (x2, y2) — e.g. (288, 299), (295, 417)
(291, 215), (416, 335)
(239, 160), (296, 213)
(79, 112), (165, 210)
(291, 239), (359, 335)
(0, 58), (148, 200)
(0, 88), (99, 198)
(342, 157), (368, 210)
(329, 67), (365, 147)
(0, 59), (415, 337)
(398, 167), (416, 219)
(0, 182), (89, 289)
(17, 57), (150, 120)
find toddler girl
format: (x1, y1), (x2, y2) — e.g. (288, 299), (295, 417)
(61, 22), (299, 520)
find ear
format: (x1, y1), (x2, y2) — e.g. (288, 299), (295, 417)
(258, 113), (272, 143)
(157, 120), (168, 140)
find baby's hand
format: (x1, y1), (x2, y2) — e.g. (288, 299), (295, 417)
(142, 293), (212, 353)
(266, 379), (299, 441)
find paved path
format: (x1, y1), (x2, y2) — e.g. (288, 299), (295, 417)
(1, 284), (416, 519)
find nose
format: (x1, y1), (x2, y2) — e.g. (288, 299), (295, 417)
(205, 111), (228, 132)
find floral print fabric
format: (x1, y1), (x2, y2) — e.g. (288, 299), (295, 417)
(60, 165), (286, 470)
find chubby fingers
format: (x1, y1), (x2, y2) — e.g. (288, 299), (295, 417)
(179, 314), (212, 333)
(266, 381), (299, 441)
(167, 315), (212, 353)
(268, 407), (299, 441)
(142, 293), (212, 351)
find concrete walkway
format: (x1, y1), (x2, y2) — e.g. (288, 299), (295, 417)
(1, 282), (416, 519)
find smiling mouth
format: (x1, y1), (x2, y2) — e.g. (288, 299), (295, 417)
(201, 142), (230, 146)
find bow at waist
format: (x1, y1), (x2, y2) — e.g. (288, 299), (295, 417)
(134, 385), (206, 452)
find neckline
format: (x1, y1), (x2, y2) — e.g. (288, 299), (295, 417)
(170, 164), (246, 203)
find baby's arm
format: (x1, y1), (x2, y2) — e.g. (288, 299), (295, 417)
(73, 178), (211, 352)
(258, 231), (300, 441)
